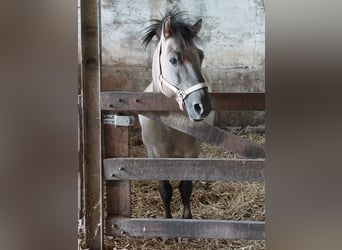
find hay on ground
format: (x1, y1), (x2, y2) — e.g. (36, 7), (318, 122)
(79, 125), (265, 250)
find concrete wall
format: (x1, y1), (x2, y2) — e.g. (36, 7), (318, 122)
(80, 0), (265, 126)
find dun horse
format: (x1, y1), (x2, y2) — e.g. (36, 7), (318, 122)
(139, 11), (213, 219)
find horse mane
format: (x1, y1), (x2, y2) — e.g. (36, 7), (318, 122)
(142, 10), (200, 49)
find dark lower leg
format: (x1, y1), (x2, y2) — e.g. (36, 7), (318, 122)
(179, 181), (193, 219)
(158, 180), (173, 218)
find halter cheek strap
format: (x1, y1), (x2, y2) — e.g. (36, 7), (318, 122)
(157, 32), (208, 111)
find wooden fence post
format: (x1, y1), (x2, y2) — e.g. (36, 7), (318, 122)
(80, 0), (103, 248)
(103, 118), (131, 224)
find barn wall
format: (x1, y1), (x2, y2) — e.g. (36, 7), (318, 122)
(80, 0), (265, 126)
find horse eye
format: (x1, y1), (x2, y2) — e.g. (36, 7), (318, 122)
(169, 58), (178, 66)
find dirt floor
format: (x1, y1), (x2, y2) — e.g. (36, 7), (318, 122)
(79, 125), (265, 250)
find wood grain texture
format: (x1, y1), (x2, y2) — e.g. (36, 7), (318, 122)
(101, 92), (265, 111)
(103, 124), (131, 217)
(106, 217), (265, 240)
(103, 158), (265, 182)
(81, 0), (103, 247)
(140, 112), (265, 158)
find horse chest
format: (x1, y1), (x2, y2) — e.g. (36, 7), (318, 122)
(139, 115), (199, 158)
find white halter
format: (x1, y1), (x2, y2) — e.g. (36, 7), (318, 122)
(157, 31), (208, 110)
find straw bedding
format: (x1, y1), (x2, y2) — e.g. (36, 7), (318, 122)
(80, 125), (265, 250)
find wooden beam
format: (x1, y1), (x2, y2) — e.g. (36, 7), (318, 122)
(103, 125), (131, 218)
(140, 112), (265, 158)
(103, 158), (265, 182)
(81, 0), (103, 248)
(106, 217), (265, 240)
(101, 92), (265, 111)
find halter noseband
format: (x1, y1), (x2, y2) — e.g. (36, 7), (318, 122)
(157, 35), (208, 111)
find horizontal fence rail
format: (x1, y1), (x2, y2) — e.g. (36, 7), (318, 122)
(101, 92), (265, 111)
(140, 112), (265, 158)
(106, 217), (265, 240)
(104, 158), (265, 182)
(101, 91), (266, 243)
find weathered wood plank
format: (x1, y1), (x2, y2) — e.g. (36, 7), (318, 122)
(101, 92), (265, 111)
(103, 124), (131, 218)
(140, 112), (265, 158)
(81, 0), (103, 248)
(103, 158), (265, 182)
(106, 217), (265, 240)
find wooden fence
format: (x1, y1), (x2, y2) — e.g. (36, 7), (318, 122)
(79, 1), (265, 248)
(100, 92), (265, 245)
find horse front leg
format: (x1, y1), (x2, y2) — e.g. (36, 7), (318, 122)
(179, 180), (193, 219)
(158, 180), (173, 218)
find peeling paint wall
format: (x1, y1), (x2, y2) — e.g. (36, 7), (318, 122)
(80, 0), (265, 126)
(101, 0), (264, 90)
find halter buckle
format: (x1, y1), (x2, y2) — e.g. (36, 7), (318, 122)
(176, 89), (186, 100)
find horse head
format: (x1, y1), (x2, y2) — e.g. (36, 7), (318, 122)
(143, 12), (213, 121)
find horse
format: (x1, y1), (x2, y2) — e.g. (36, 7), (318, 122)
(138, 11), (213, 220)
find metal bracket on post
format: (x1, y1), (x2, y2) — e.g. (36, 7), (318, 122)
(103, 114), (135, 126)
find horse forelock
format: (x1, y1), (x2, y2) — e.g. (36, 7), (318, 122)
(141, 10), (200, 49)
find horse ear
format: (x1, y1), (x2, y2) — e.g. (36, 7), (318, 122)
(162, 16), (172, 39)
(191, 19), (202, 37)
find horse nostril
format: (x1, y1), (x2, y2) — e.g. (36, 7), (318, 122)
(193, 103), (203, 115)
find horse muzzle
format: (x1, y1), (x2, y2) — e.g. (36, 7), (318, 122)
(183, 87), (212, 122)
